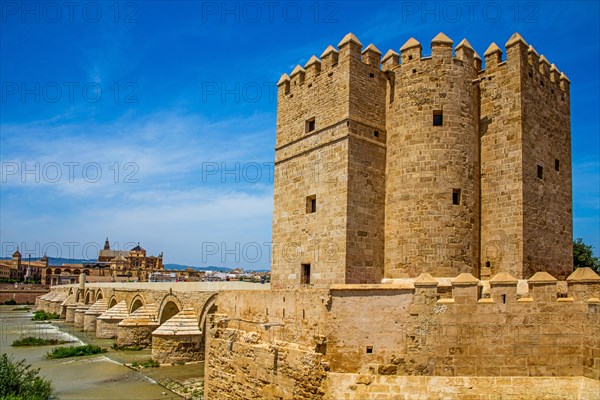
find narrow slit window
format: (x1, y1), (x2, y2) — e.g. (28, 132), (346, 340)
(537, 165), (544, 179)
(301, 264), (311, 285)
(305, 118), (316, 133)
(433, 110), (443, 126)
(555, 159), (560, 172)
(306, 195), (316, 213)
(452, 189), (461, 205)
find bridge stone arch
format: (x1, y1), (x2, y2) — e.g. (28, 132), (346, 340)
(68, 288), (74, 296)
(198, 293), (218, 336)
(129, 294), (145, 313)
(84, 289), (94, 304)
(108, 295), (118, 308)
(95, 290), (104, 302)
(158, 294), (182, 324)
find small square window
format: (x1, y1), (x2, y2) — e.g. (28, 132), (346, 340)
(408, 55), (413, 60)
(306, 195), (316, 213)
(373, 130), (380, 138)
(452, 189), (461, 205)
(537, 165), (543, 179)
(369, 73), (375, 78)
(305, 118), (316, 133)
(555, 159), (560, 172)
(366, 346), (373, 354)
(301, 263), (311, 284)
(433, 110), (443, 126)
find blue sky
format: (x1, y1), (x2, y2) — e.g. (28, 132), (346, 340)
(1, 0), (598, 268)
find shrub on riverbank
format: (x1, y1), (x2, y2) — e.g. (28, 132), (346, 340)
(12, 306), (31, 311)
(0, 354), (53, 400)
(45, 344), (107, 359)
(112, 343), (144, 351)
(3, 299), (17, 305)
(131, 358), (160, 368)
(31, 310), (59, 321)
(12, 336), (70, 347)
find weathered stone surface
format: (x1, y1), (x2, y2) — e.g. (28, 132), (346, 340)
(73, 305), (91, 328)
(117, 304), (159, 348)
(96, 300), (128, 338)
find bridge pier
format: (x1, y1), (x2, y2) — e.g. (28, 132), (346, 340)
(151, 308), (203, 364)
(117, 304), (159, 348)
(96, 300), (129, 339)
(84, 299), (108, 332)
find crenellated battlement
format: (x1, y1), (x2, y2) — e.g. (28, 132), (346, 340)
(278, 31), (569, 99)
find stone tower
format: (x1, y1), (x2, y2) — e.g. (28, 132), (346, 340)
(271, 32), (573, 289)
(479, 34), (572, 280)
(384, 34), (480, 278)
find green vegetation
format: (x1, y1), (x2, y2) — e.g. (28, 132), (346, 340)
(12, 336), (70, 347)
(31, 310), (59, 321)
(45, 344), (107, 359)
(12, 306), (31, 311)
(574, 238), (600, 272)
(0, 354), (53, 400)
(131, 358), (160, 368)
(3, 299), (17, 305)
(112, 343), (144, 351)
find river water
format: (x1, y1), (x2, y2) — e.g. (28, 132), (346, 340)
(0, 306), (203, 399)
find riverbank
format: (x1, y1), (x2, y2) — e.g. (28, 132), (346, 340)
(0, 305), (204, 399)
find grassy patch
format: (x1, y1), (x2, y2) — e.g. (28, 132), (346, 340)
(45, 344), (107, 359)
(131, 358), (160, 368)
(12, 306), (31, 311)
(31, 310), (59, 321)
(12, 336), (71, 347)
(112, 343), (144, 351)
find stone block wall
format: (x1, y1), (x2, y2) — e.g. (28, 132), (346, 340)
(205, 271), (600, 399)
(205, 322), (328, 399)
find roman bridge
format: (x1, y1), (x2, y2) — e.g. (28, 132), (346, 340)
(36, 279), (270, 364)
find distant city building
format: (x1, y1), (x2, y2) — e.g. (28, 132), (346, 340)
(0, 249), (44, 282)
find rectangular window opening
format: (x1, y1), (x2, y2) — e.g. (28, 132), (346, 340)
(305, 117), (316, 133)
(374, 130), (380, 138)
(501, 294), (506, 304)
(301, 263), (311, 285)
(369, 73), (375, 78)
(555, 159), (560, 172)
(452, 189), (461, 205)
(537, 165), (544, 179)
(306, 195), (316, 213)
(433, 110), (443, 126)
(366, 346), (373, 354)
